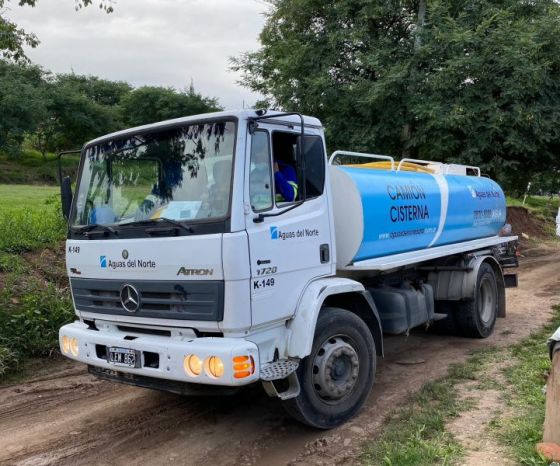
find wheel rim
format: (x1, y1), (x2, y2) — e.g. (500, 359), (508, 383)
(478, 276), (496, 324)
(312, 335), (360, 402)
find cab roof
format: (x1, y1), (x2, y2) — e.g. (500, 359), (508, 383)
(84, 109), (323, 148)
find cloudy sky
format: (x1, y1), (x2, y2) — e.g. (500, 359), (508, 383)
(4, 0), (268, 109)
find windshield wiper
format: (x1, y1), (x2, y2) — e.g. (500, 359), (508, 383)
(72, 224), (119, 237)
(123, 218), (194, 234)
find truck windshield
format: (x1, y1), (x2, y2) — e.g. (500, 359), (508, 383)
(70, 120), (236, 230)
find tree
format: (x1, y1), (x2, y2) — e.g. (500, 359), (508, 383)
(56, 74), (131, 106)
(0, 60), (47, 155)
(32, 75), (122, 157)
(0, 0), (114, 62)
(234, 0), (560, 193)
(120, 84), (222, 127)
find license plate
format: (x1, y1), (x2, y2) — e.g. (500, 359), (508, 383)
(107, 347), (139, 368)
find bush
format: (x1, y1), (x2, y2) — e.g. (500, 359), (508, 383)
(0, 186), (72, 378)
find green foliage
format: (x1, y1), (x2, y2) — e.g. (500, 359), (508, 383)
(360, 352), (498, 465)
(0, 148), (79, 184)
(57, 74), (132, 107)
(361, 306), (560, 466)
(491, 306), (560, 466)
(0, 1), (124, 153)
(361, 373), (466, 465)
(235, 0), (560, 193)
(0, 276), (73, 376)
(0, 5), (39, 62)
(0, 59), (223, 159)
(32, 74), (132, 155)
(0, 61), (47, 156)
(0, 185), (65, 253)
(0, 184), (72, 377)
(120, 83), (222, 127)
(0, 343), (17, 376)
(33, 79), (123, 155)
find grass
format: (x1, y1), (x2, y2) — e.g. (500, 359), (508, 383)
(361, 308), (560, 466)
(490, 305), (560, 465)
(360, 350), (495, 465)
(507, 195), (559, 214)
(0, 183), (73, 378)
(0, 147), (80, 185)
(0, 185), (66, 253)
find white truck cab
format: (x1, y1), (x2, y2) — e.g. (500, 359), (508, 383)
(59, 109), (517, 428)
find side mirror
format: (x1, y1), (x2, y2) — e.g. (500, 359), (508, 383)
(61, 176), (73, 219)
(57, 149), (82, 220)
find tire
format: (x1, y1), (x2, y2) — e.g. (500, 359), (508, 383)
(455, 262), (498, 338)
(281, 307), (376, 429)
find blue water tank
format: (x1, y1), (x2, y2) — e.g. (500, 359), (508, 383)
(330, 165), (506, 265)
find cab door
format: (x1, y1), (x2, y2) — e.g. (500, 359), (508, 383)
(244, 125), (333, 328)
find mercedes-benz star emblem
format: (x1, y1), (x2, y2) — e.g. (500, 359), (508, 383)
(122, 249), (129, 259)
(120, 284), (140, 313)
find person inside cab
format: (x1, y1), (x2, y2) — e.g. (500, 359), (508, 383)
(273, 160), (298, 203)
(250, 131), (298, 211)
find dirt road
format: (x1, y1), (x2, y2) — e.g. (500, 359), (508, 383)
(1, 242), (559, 466)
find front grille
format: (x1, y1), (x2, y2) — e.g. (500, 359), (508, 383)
(71, 278), (224, 321)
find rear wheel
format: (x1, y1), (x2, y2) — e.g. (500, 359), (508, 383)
(282, 307), (376, 429)
(455, 262), (498, 338)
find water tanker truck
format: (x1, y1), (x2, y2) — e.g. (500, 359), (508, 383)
(58, 110), (518, 428)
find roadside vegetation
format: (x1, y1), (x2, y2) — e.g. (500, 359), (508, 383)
(0, 184), (71, 378)
(507, 196), (560, 238)
(0, 147), (79, 185)
(361, 305), (560, 466)
(491, 315), (557, 465)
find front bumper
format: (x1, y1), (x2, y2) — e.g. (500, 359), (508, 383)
(59, 321), (259, 386)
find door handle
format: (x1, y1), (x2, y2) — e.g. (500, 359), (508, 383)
(320, 244), (330, 264)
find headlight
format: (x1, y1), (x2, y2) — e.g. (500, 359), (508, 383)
(70, 337), (79, 357)
(183, 354), (202, 377)
(205, 356), (224, 378)
(61, 335), (70, 354)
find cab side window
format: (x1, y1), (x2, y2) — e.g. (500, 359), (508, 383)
(301, 135), (325, 199)
(271, 132), (326, 204)
(249, 131), (273, 212)
(271, 131), (300, 205)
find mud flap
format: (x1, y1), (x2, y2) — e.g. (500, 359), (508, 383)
(504, 274), (518, 288)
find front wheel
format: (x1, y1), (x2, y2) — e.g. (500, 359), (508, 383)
(282, 307), (376, 429)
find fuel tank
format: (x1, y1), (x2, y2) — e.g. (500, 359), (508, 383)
(330, 165), (506, 266)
